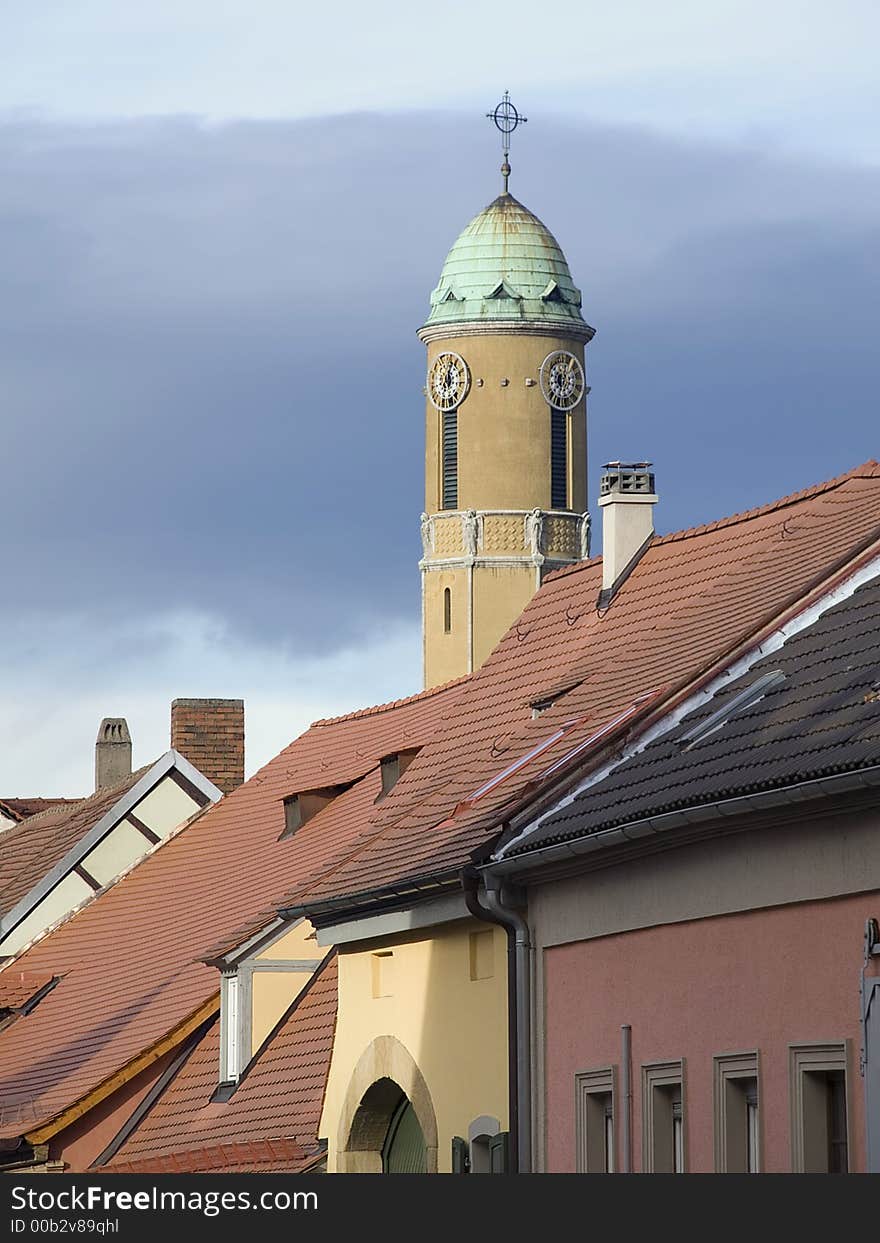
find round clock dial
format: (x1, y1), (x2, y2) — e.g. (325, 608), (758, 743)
(428, 352), (470, 411)
(540, 350), (586, 411)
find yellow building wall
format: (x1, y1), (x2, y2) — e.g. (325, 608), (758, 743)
(319, 919), (509, 1172)
(253, 920), (323, 963)
(424, 332), (587, 514)
(251, 970), (315, 1054)
(249, 919), (327, 1060)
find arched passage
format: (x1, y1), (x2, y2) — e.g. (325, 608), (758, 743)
(337, 1035), (438, 1173)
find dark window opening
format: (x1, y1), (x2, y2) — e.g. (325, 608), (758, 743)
(827, 1071), (849, 1173)
(280, 783), (353, 840)
(551, 408), (568, 509)
(443, 587), (452, 634)
(378, 749), (419, 801)
(791, 1044), (849, 1172)
(282, 795), (302, 838)
(644, 1066), (685, 1173)
(442, 410), (458, 509)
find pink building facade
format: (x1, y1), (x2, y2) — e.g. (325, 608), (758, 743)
(486, 571), (880, 1173)
(542, 890), (878, 1173)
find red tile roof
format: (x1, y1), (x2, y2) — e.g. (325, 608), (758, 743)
(0, 971), (55, 1011)
(0, 800), (81, 825)
(107, 1138), (319, 1174)
(282, 460), (880, 912)
(0, 771), (149, 915)
(3, 461), (880, 1155)
(0, 683), (458, 1141)
(105, 955), (336, 1173)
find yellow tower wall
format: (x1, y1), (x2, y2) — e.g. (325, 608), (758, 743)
(421, 328), (590, 687)
(423, 566), (470, 689)
(471, 562), (537, 670)
(424, 332), (587, 513)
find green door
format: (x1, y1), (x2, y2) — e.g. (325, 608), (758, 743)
(382, 1098), (427, 1173)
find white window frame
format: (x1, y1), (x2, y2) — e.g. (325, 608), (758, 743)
(219, 971), (242, 1084)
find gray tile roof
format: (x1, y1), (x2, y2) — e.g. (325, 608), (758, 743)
(503, 573), (880, 859)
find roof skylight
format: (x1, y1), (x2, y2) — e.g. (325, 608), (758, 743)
(679, 670), (786, 750)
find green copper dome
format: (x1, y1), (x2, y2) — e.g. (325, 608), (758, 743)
(420, 192), (590, 339)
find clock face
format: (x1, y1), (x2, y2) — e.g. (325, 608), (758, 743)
(428, 352), (470, 411)
(540, 350), (586, 411)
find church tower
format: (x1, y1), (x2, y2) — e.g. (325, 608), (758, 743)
(419, 97), (595, 688)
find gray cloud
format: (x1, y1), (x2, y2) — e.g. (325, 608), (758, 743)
(1, 111), (878, 658)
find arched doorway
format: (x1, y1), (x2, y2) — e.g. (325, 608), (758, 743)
(344, 1077), (428, 1174)
(336, 1036), (438, 1172)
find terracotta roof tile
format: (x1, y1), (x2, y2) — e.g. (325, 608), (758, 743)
(511, 573), (880, 852)
(282, 461), (880, 911)
(0, 769), (150, 915)
(0, 800), (81, 825)
(0, 971), (55, 1011)
(107, 1138), (318, 1174)
(106, 956), (337, 1171)
(0, 683), (456, 1140)
(4, 461), (880, 1146)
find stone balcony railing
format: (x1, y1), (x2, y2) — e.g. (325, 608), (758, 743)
(420, 508), (591, 565)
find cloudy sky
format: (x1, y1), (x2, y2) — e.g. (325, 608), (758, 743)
(1, 2), (878, 793)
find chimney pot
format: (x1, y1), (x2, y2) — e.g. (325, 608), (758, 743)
(95, 718), (132, 791)
(170, 699), (244, 795)
(598, 461), (658, 598)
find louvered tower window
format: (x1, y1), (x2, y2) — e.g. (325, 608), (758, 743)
(442, 410), (458, 509)
(551, 408), (568, 509)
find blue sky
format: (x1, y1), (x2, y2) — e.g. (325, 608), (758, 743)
(1, 2), (878, 793)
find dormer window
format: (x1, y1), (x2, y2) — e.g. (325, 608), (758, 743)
(529, 678), (583, 719)
(377, 749), (420, 801)
(280, 783), (353, 840)
(210, 917), (327, 1099)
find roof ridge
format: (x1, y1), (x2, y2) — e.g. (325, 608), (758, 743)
(544, 462), (880, 587)
(311, 674), (470, 728)
(3, 765), (153, 827)
(657, 459), (880, 544)
(542, 552), (602, 583)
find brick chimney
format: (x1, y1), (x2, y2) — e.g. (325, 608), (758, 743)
(95, 718), (132, 791)
(598, 462), (658, 606)
(171, 699), (244, 795)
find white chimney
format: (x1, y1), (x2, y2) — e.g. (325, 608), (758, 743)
(598, 462), (657, 600)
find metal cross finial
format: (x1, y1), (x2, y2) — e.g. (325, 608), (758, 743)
(486, 91), (527, 193)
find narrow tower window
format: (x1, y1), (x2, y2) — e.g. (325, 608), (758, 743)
(443, 587), (452, 634)
(442, 410), (458, 509)
(550, 408), (568, 509)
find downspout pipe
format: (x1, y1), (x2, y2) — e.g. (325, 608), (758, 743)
(621, 1024), (633, 1173)
(463, 866), (533, 1172)
(463, 867), (518, 1173)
